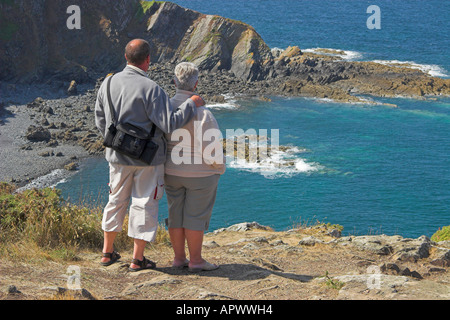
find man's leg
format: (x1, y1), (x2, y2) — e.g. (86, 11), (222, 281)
(130, 238), (147, 268)
(100, 163), (133, 264)
(128, 164), (163, 270)
(101, 231), (118, 264)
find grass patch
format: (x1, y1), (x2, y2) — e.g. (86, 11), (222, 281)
(0, 183), (170, 262)
(289, 215), (343, 232)
(431, 225), (450, 242)
(141, 1), (164, 13)
(135, 0), (164, 20)
(320, 271), (345, 290)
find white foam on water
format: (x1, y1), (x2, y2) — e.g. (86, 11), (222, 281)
(372, 60), (449, 78)
(227, 144), (320, 179)
(207, 103), (239, 110)
(303, 48), (363, 61)
(206, 94), (239, 110)
(15, 169), (71, 193)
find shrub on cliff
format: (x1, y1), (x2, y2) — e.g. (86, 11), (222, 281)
(0, 183), (134, 259)
(431, 226), (450, 242)
(0, 183), (101, 247)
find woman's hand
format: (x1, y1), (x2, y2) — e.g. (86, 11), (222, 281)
(190, 95), (205, 107)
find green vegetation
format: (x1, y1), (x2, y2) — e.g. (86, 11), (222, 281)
(431, 225), (450, 242)
(140, 0), (164, 13)
(203, 29), (222, 45)
(321, 271), (345, 290)
(134, 0), (164, 21)
(290, 215), (343, 232)
(0, 183), (170, 262)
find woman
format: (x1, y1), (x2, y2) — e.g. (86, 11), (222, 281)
(165, 62), (226, 272)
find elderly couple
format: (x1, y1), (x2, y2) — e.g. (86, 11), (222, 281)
(95, 39), (225, 272)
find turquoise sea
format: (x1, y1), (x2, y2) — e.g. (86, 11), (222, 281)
(57, 0), (450, 238)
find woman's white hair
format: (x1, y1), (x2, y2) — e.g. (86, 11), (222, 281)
(174, 62), (199, 91)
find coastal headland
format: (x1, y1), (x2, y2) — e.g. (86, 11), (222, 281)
(1, 0), (449, 186)
(0, 1), (449, 300)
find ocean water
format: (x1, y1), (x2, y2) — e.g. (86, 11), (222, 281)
(57, 0), (450, 238)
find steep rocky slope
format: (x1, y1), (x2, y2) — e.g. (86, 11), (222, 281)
(0, 0), (271, 83)
(2, 0), (448, 102)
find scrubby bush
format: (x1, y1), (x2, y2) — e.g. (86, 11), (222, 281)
(0, 183), (135, 259)
(1, 185), (99, 247)
(431, 226), (450, 242)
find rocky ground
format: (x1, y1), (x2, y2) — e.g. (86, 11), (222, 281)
(1, 222), (449, 301)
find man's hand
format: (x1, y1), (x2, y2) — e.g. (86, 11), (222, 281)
(190, 95), (205, 107)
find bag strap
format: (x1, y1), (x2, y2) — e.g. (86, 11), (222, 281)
(106, 74), (117, 126)
(106, 73), (156, 139)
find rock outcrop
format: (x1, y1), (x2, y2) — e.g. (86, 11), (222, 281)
(0, 222), (449, 300)
(0, 0), (147, 83)
(144, 2), (271, 81)
(2, 0), (448, 103)
(0, 0), (271, 83)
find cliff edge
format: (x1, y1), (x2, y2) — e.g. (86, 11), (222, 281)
(1, 222), (449, 300)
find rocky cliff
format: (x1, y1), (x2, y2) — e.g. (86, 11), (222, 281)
(0, 0), (271, 83)
(0, 0), (146, 82)
(1, 0), (449, 101)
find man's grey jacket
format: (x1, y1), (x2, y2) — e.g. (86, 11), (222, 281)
(95, 65), (197, 166)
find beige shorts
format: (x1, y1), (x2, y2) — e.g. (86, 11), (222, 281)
(102, 163), (164, 242)
(165, 174), (220, 231)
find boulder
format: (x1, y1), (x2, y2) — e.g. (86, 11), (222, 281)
(25, 125), (51, 142)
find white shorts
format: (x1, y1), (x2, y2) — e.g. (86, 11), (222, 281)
(102, 163), (165, 243)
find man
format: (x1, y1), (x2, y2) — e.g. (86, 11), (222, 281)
(95, 39), (204, 271)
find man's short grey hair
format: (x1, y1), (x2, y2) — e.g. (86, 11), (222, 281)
(174, 62), (199, 91)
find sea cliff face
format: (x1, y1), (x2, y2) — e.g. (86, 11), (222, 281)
(0, 0), (145, 83)
(0, 0), (270, 83)
(144, 2), (271, 81)
(1, 0), (449, 103)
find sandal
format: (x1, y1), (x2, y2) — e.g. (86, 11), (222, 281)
(100, 251), (121, 266)
(188, 261), (219, 273)
(172, 259), (190, 269)
(128, 257), (157, 272)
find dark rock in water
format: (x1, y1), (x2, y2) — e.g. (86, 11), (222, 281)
(26, 125), (51, 142)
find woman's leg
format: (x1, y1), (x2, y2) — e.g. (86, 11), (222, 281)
(184, 229), (205, 266)
(165, 174), (188, 266)
(169, 227), (187, 266)
(183, 175), (220, 270)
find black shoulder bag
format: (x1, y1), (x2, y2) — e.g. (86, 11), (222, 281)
(102, 75), (159, 165)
